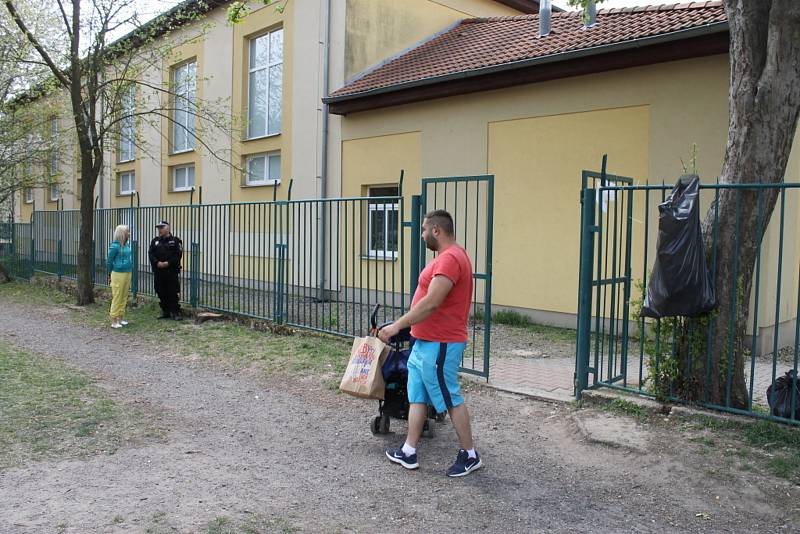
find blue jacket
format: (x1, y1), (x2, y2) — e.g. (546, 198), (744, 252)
(107, 240), (133, 273)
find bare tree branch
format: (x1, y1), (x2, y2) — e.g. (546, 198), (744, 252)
(2, 0), (70, 88)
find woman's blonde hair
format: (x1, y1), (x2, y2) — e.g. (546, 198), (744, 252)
(113, 225), (130, 244)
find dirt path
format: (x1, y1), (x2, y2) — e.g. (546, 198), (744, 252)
(0, 299), (796, 533)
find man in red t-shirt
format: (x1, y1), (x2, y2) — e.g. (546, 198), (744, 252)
(378, 210), (481, 477)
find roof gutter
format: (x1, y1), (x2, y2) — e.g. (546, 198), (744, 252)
(324, 20), (728, 105)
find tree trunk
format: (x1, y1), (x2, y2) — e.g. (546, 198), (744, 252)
(683, 0), (800, 407)
(76, 155), (98, 305)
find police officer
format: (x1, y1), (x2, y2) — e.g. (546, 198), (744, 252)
(148, 221), (183, 320)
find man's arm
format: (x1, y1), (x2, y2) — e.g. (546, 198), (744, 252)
(378, 275), (453, 342)
(147, 239), (158, 270)
(166, 238), (183, 269)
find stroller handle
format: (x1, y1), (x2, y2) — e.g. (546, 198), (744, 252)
(370, 303), (411, 344)
(370, 304), (380, 330)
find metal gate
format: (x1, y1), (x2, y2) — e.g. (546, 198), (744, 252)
(574, 160), (800, 426)
(575, 162), (634, 397)
(414, 175), (494, 379)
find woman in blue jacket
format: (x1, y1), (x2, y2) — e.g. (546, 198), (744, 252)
(107, 225), (133, 328)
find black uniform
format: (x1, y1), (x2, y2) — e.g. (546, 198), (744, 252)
(148, 233), (183, 317)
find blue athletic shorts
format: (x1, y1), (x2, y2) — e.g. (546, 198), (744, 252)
(407, 339), (466, 413)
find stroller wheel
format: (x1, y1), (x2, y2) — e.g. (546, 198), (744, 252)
(379, 414), (391, 434)
(370, 416), (382, 435)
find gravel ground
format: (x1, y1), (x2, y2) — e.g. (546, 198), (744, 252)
(0, 299), (798, 533)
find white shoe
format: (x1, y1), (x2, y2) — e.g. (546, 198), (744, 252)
(120, 320), (129, 326)
(111, 323), (122, 329)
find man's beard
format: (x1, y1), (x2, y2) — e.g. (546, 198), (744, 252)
(424, 235), (439, 252)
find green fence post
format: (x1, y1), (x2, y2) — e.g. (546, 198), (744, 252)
(57, 240), (63, 281)
(575, 187), (597, 400)
(131, 239), (139, 299)
(409, 195), (422, 297)
(190, 242), (199, 308)
(275, 243), (287, 323)
(29, 233), (35, 278)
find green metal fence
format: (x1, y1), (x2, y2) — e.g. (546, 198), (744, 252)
(4, 195), (409, 338)
(2, 178), (495, 383)
(0, 222), (32, 278)
(576, 165), (800, 425)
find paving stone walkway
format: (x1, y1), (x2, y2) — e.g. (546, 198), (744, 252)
(482, 355), (783, 407)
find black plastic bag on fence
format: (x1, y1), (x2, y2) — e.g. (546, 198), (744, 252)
(641, 175), (717, 319)
(766, 370), (800, 420)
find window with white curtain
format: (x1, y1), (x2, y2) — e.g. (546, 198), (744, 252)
(119, 171), (135, 195)
(119, 85), (136, 162)
(172, 61), (196, 153)
(172, 165), (195, 192)
(367, 186), (400, 259)
(247, 28), (283, 139)
(245, 152), (281, 186)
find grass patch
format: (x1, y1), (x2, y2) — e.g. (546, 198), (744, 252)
(480, 309), (576, 344)
(601, 397), (649, 421)
(0, 280), (352, 381)
(685, 415), (800, 482)
(0, 338), (159, 469)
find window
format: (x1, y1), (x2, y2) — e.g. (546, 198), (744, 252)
(172, 61), (196, 153)
(24, 188), (33, 204)
(49, 116), (59, 175)
(172, 165), (195, 192)
(119, 171), (135, 195)
(119, 85), (136, 162)
(49, 183), (59, 202)
(245, 152), (280, 186)
(367, 186), (399, 259)
(247, 28), (283, 139)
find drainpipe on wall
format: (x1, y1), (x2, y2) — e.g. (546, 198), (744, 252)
(317, 0), (332, 301)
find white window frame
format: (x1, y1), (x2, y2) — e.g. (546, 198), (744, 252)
(119, 171), (135, 196)
(49, 183), (60, 202)
(119, 85), (136, 163)
(247, 28), (283, 140)
(367, 187), (400, 259)
(244, 152), (281, 186)
(24, 188), (33, 204)
(172, 61), (196, 154)
(172, 164), (195, 192)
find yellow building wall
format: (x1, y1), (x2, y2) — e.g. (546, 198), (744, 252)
(488, 106), (650, 314)
(340, 55), (741, 324)
(340, 132), (422, 292)
(344, 0), (521, 79)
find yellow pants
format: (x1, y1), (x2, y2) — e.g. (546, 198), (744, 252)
(110, 271), (132, 319)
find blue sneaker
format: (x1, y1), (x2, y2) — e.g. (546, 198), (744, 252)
(385, 447), (419, 470)
(446, 449), (482, 477)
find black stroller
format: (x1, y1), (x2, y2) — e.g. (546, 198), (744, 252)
(369, 305), (445, 436)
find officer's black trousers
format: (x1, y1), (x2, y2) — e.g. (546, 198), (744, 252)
(154, 269), (181, 315)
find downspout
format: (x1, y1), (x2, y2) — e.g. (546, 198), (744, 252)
(317, 0), (332, 300)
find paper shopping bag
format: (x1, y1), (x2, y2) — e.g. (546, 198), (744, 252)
(339, 336), (388, 400)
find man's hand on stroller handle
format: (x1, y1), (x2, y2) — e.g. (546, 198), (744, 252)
(377, 322), (401, 344)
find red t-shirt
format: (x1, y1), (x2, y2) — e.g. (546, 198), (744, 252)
(410, 245), (473, 343)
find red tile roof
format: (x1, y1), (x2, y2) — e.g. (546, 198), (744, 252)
(328, 2), (727, 101)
